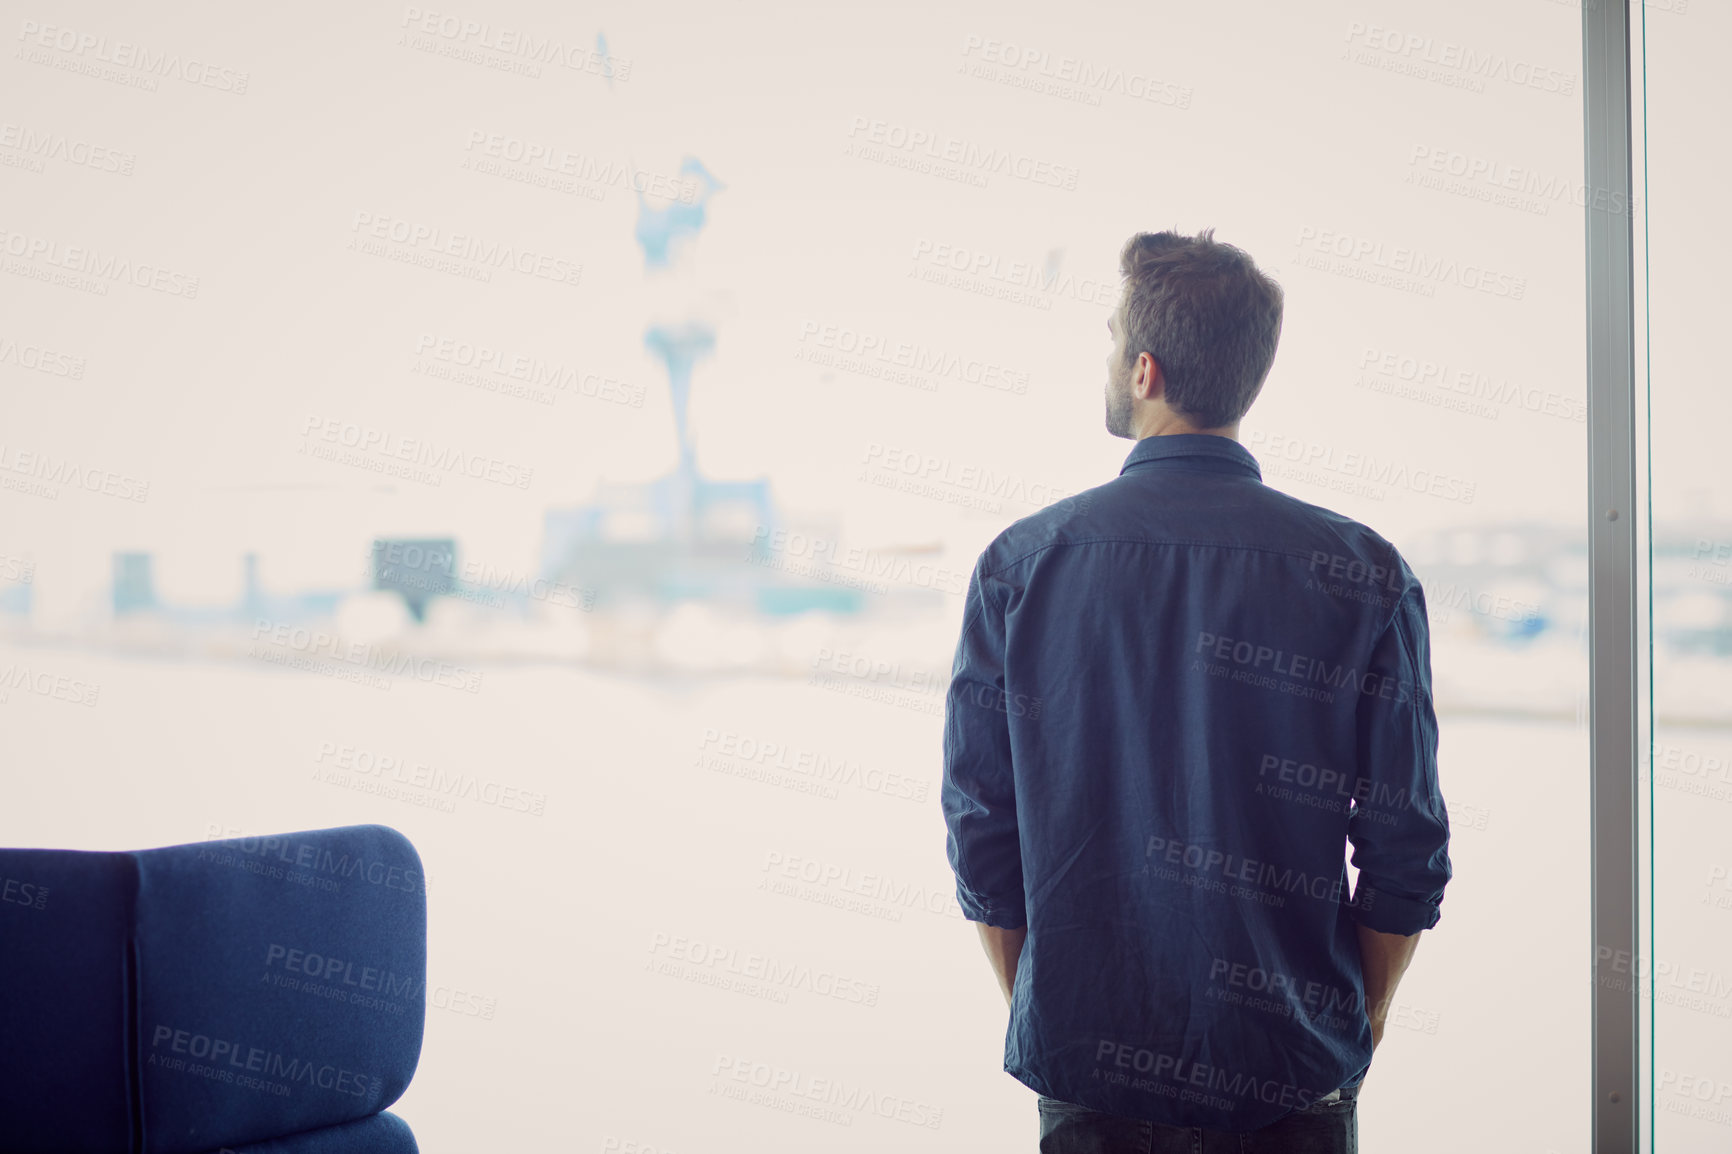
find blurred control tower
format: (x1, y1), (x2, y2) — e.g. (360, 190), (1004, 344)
(540, 157), (880, 617)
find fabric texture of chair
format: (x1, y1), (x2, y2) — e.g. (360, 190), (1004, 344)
(196, 1110), (418, 1154)
(0, 825), (425, 1154)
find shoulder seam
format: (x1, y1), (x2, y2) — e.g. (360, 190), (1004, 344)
(981, 538), (1382, 582)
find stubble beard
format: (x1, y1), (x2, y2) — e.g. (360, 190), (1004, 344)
(1104, 357), (1134, 439)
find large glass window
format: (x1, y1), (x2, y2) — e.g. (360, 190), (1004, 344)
(0, 3), (1609, 1150)
(1633, 3), (1732, 1148)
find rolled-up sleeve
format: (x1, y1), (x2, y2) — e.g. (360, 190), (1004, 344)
(941, 557), (1026, 929)
(1348, 578), (1452, 935)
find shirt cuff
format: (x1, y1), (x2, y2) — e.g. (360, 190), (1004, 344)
(1350, 882), (1441, 935)
(955, 884), (1028, 930)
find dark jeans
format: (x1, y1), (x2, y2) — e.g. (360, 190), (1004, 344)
(1037, 1081), (1359, 1154)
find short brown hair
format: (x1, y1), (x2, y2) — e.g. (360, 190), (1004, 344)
(1117, 229), (1284, 427)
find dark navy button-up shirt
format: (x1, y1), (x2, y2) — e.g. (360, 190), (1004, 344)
(941, 433), (1451, 1132)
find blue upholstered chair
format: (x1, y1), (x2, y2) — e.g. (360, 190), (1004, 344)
(0, 825), (426, 1153)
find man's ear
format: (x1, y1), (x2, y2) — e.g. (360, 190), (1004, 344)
(1134, 354), (1162, 402)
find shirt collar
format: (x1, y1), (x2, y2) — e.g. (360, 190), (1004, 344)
(1119, 433), (1262, 481)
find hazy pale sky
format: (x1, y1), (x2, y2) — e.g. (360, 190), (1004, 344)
(3, 0), (1722, 612)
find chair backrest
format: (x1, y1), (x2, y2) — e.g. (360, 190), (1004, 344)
(0, 825), (427, 1154)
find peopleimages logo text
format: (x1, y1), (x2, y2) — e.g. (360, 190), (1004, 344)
(0, 443), (149, 501)
(1295, 226), (1525, 300)
(1094, 1039), (1321, 1110)
(1194, 631), (1416, 704)
(149, 1025), (371, 1096)
(265, 944), (423, 1000)
(1245, 429), (1477, 504)
(15, 21), (250, 93)
(300, 417), (532, 489)
(750, 526), (967, 595)
(0, 874), (49, 911)
(207, 831), (424, 895)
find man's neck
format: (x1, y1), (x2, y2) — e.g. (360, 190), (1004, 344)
(1135, 417), (1241, 441)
